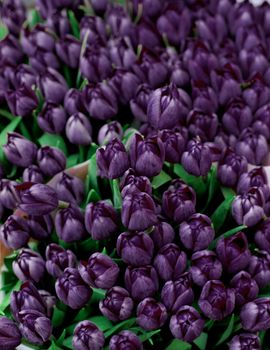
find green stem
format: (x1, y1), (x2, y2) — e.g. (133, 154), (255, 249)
(79, 146), (85, 163)
(0, 109), (14, 120)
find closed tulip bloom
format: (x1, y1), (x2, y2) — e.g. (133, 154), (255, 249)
(55, 204), (86, 243)
(78, 253), (119, 290)
(64, 89), (86, 116)
(0, 215), (29, 249)
(80, 16), (107, 45)
(38, 68), (68, 104)
(243, 73), (270, 112)
(0, 179), (17, 209)
(120, 171), (152, 198)
(179, 213), (215, 252)
(85, 201), (118, 240)
(55, 172), (84, 204)
(160, 129), (186, 164)
(56, 34), (81, 69)
(15, 64), (36, 88)
(3, 132), (38, 168)
(45, 243), (76, 278)
(23, 166), (44, 184)
(46, 10), (71, 37)
(107, 5), (135, 39)
(240, 298), (270, 332)
(37, 102), (67, 134)
(98, 121), (123, 146)
(187, 109), (218, 141)
(136, 19), (162, 51)
(73, 321), (105, 350)
(99, 286), (134, 322)
(0, 316), (22, 350)
(130, 84), (152, 123)
(18, 310), (52, 345)
(161, 272), (194, 313)
(27, 214), (53, 240)
(255, 219), (270, 253)
(109, 69), (140, 105)
(136, 298), (167, 331)
(39, 290), (56, 318)
(192, 80), (218, 113)
(154, 243), (187, 281)
(199, 280), (235, 320)
(229, 333), (261, 350)
(37, 146), (66, 177)
(150, 221), (175, 251)
(232, 187), (265, 227)
(29, 48), (60, 73)
(1, 0), (26, 36)
(121, 192), (157, 231)
(117, 231), (154, 267)
(13, 248), (46, 283)
(230, 271), (259, 307)
(21, 24), (55, 56)
(56, 267), (92, 309)
(248, 251), (270, 288)
(66, 112), (92, 145)
(109, 330), (143, 350)
(108, 37), (136, 69)
(6, 85), (38, 117)
(170, 306), (205, 342)
(237, 167), (269, 200)
(125, 265), (159, 301)
(0, 35), (23, 65)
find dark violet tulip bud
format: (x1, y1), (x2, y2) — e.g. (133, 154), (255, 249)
(147, 84), (191, 129)
(255, 219), (270, 253)
(237, 167), (269, 200)
(232, 187), (265, 227)
(130, 84), (152, 123)
(56, 35), (81, 69)
(107, 5), (135, 40)
(132, 0), (163, 18)
(130, 134), (165, 178)
(38, 290), (56, 318)
(66, 113), (92, 146)
(0, 316), (22, 350)
(187, 109), (218, 141)
(137, 19), (162, 51)
(55, 204), (86, 243)
(14, 64), (36, 88)
(181, 139), (212, 177)
(248, 251), (270, 289)
(161, 272), (194, 313)
(196, 14), (228, 48)
(125, 265), (159, 301)
(91, 0), (108, 15)
(45, 243), (76, 278)
(239, 44), (269, 80)
(46, 11), (71, 37)
(117, 231), (154, 267)
(230, 271), (259, 307)
(109, 69), (140, 105)
(217, 148), (248, 187)
(254, 103), (270, 137)
(83, 82), (118, 120)
(0, 215), (29, 249)
(56, 267), (92, 309)
(170, 306), (205, 342)
(121, 192), (157, 231)
(73, 321), (105, 350)
(99, 286), (134, 322)
(199, 280), (235, 321)
(229, 333), (261, 350)
(108, 37), (136, 69)
(29, 48), (60, 73)
(64, 89), (85, 116)
(136, 298), (167, 331)
(21, 25), (55, 57)
(23, 166), (44, 184)
(10, 281), (46, 321)
(97, 138), (129, 179)
(154, 243), (186, 281)
(150, 221), (175, 251)
(37, 102), (67, 134)
(98, 121), (123, 146)
(0, 179), (17, 209)
(109, 330), (143, 350)
(170, 60), (190, 88)
(120, 170), (152, 198)
(0, 35), (23, 65)
(159, 129), (186, 164)
(78, 253), (119, 290)
(18, 310), (52, 345)
(13, 248), (46, 283)
(16, 183), (58, 216)
(243, 73), (270, 112)
(179, 213), (215, 252)
(37, 146), (66, 178)
(27, 214), (53, 241)
(240, 298), (270, 332)
(190, 250), (223, 287)
(1, 0), (26, 36)
(3, 132), (38, 168)
(192, 80), (218, 113)
(55, 172), (84, 204)
(80, 16), (107, 45)
(38, 67), (68, 104)
(85, 200), (118, 240)
(216, 231), (251, 274)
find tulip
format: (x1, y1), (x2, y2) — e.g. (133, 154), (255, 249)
(130, 84), (152, 123)
(253, 102), (270, 138)
(120, 170), (152, 198)
(109, 69), (140, 105)
(243, 73), (270, 112)
(150, 221), (175, 251)
(1, 0), (26, 36)
(0, 215), (29, 249)
(55, 172), (85, 204)
(80, 16), (107, 45)
(37, 146), (66, 177)
(98, 121), (123, 146)
(38, 67), (68, 104)
(56, 34), (81, 69)
(136, 298), (167, 331)
(29, 48), (60, 72)
(99, 286), (134, 322)
(21, 24), (55, 56)
(192, 80), (218, 113)
(45, 243), (77, 278)
(109, 330), (143, 350)
(37, 102), (67, 134)
(14, 64), (36, 88)
(136, 19), (162, 51)
(248, 251), (270, 288)
(6, 85), (38, 117)
(108, 37), (136, 69)
(107, 5), (135, 40)
(64, 89), (86, 116)
(0, 316), (22, 350)
(46, 11), (71, 37)
(78, 253), (119, 290)
(159, 129), (186, 164)
(237, 167), (269, 201)
(229, 334), (261, 350)
(0, 179), (18, 209)
(23, 166), (44, 184)
(66, 112), (92, 146)
(38, 290), (56, 318)
(0, 35), (23, 65)
(133, 0), (162, 18)
(255, 219), (270, 253)
(187, 109), (218, 141)
(240, 297), (270, 332)
(27, 214), (53, 240)
(196, 14), (228, 47)
(230, 271), (259, 307)
(55, 267), (92, 309)
(72, 321), (105, 350)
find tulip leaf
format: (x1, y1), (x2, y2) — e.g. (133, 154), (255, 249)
(194, 332), (208, 350)
(0, 116), (22, 146)
(52, 306), (66, 327)
(77, 237), (99, 252)
(62, 336), (73, 349)
(67, 154), (79, 168)
(87, 154), (100, 195)
(38, 133), (68, 155)
(203, 166), (219, 210)
(0, 279), (21, 312)
(73, 305), (92, 322)
(56, 329), (66, 345)
(138, 329), (161, 344)
(89, 316), (113, 331)
(85, 189), (101, 204)
(4, 251), (18, 272)
(152, 170), (172, 190)
(211, 194), (235, 232)
(0, 22), (8, 40)
(110, 179), (122, 210)
(68, 10), (80, 39)
(48, 341), (63, 350)
(165, 339), (192, 350)
(27, 9), (42, 28)
(104, 318), (136, 338)
(215, 314), (235, 347)
(221, 187), (235, 199)
(173, 164), (207, 197)
(209, 225), (246, 250)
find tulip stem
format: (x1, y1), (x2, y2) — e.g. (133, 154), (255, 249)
(79, 146), (85, 163)
(0, 108), (14, 120)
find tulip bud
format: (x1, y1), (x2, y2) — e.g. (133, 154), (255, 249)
(108, 37), (136, 69)
(65, 113), (92, 146)
(255, 219), (270, 253)
(232, 187), (265, 227)
(38, 290), (56, 318)
(37, 102), (67, 134)
(3, 132), (38, 168)
(199, 280), (235, 320)
(248, 251), (270, 289)
(6, 85), (38, 117)
(46, 10), (71, 37)
(192, 80), (218, 113)
(229, 333), (261, 350)
(136, 19), (162, 51)
(97, 138), (129, 179)
(29, 49), (60, 73)
(0, 316), (22, 350)
(179, 213), (215, 252)
(21, 24), (55, 56)
(121, 192), (157, 231)
(23, 166), (44, 184)
(109, 69), (140, 105)
(243, 73), (270, 112)
(99, 286), (134, 322)
(98, 121), (123, 146)
(136, 298), (167, 331)
(1, 0), (26, 36)
(78, 253), (119, 290)
(240, 297), (270, 332)
(45, 243), (76, 278)
(0, 35), (23, 65)
(73, 321), (105, 350)
(230, 271), (259, 307)
(13, 248), (46, 283)
(18, 310), (52, 345)
(64, 88), (86, 116)
(154, 243), (187, 281)
(85, 201), (118, 240)
(237, 167), (269, 200)
(130, 84), (152, 123)
(38, 68), (68, 104)
(125, 265), (159, 301)
(107, 5), (135, 40)
(55, 267), (92, 309)
(27, 214), (53, 240)
(187, 109), (218, 141)
(190, 250), (223, 287)
(109, 330), (143, 350)
(14, 64), (36, 88)
(0, 179), (17, 209)
(55, 172), (84, 204)
(161, 272), (194, 313)
(150, 221), (175, 251)
(169, 306), (205, 342)
(120, 171), (152, 198)
(37, 146), (66, 178)
(0, 215), (29, 249)
(159, 129), (186, 164)
(56, 34), (81, 69)
(80, 16), (107, 45)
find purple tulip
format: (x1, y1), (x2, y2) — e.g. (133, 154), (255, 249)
(37, 146), (66, 177)
(0, 35), (23, 65)
(187, 109), (218, 141)
(6, 85), (38, 117)
(136, 298), (167, 331)
(14, 64), (36, 88)
(192, 80), (218, 113)
(255, 218), (270, 253)
(64, 89), (85, 116)
(130, 84), (152, 123)
(21, 24), (55, 56)
(136, 19), (162, 51)
(237, 167), (269, 201)
(108, 37), (136, 69)
(80, 16), (107, 45)
(109, 330), (143, 350)
(37, 102), (67, 134)
(56, 34), (81, 69)
(132, 0), (163, 18)
(38, 290), (56, 318)
(120, 170), (152, 198)
(23, 166), (44, 184)
(253, 102), (270, 138)
(150, 221), (175, 251)
(1, 0), (26, 36)
(243, 73), (270, 112)
(55, 172), (84, 204)
(229, 333), (261, 350)
(46, 10), (71, 37)
(107, 5), (135, 40)
(27, 214), (53, 240)
(73, 321), (105, 350)
(196, 14), (228, 48)
(230, 271), (259, 307)
(78, 253), (119, 290)
(29, 48), (60, 72)
(45, 243), (76, 278)
(240, 298), (270, 332)
(13, 248), (45, 283)
(248, 251), (270, 288)
(0, 316), (22, 350)
(109, 69), (140, 105)
(159, 129), (186, 163)
(98, 121), (123, 146)
(0, 215), (29, 249)
(65, 113), (92, 146)
(38, 67), (68, 104)
(0, 179), (17, 209)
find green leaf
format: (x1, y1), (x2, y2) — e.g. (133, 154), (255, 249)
(0, 280), (21, 312)
(174, 164), (207, 197)
(152, 170), (172, 190)
(38, 133), (67, 155)
(56, 329), (66, 345)
(28, 9), (42, 28)
(77, 237), (99, 252)
(165, 339), (192, 350)
(52, 306), (66, 327)
(139, 329), (161, 343)
(67, 10), (80, 39)
(209, 225), (246, 249)
(67, 154), (79, 168)
(122, 128), (137, 147)
(110, 179), (122, 210)
(4, 251), (18, 272)
(203, 166), (219, 210)
(0, 22), (8, 40)
(87, 154), (100, 194)
(48, 341), (62, 350)
(221, 187), (235, 199)
(0, 117), (22, 146)
(215, 314), (235, 347)
(194, 332), (208, 350)
(73, 305), (92, 323)
(85, 189), (101, 204)
(211, 194), (235, 232)
(92, 288), (106, 300)
(89, 316), (113, 331)
(104, 318), (136, 338)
